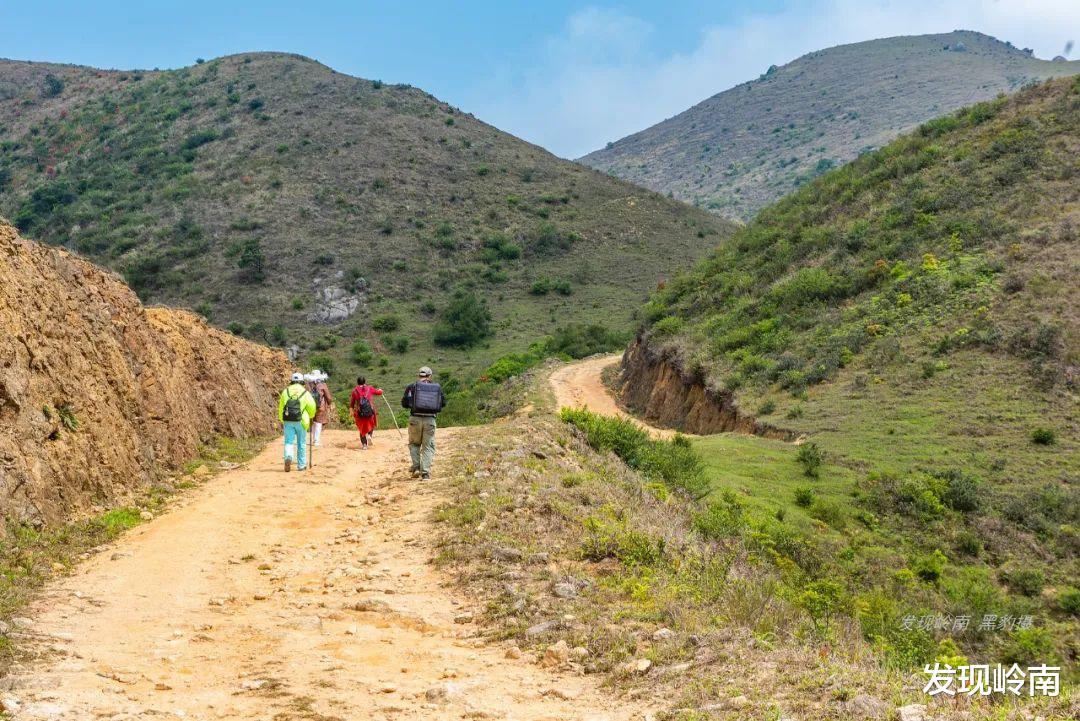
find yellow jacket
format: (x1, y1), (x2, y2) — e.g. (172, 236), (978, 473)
(278, 383), (317, 430)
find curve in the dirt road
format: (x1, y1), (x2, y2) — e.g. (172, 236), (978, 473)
(549, 354), (677, 439)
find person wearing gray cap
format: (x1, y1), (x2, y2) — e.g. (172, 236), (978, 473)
(400, 366), (446, 479)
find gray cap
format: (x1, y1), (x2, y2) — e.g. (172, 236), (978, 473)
(418, 366), (433, 377)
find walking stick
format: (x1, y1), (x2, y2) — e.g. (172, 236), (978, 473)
(381, 395), (403, 438)
(308, 424), (314, 471)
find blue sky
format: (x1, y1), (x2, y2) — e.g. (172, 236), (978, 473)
(2, 1), (1076, 157)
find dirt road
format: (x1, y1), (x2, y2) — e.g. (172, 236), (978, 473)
(549, 354), (674, 438)
(7, 426), (647, 720)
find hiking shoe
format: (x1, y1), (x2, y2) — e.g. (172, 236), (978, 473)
(284, 458), (292, 473)
(421, 472), (431, 480)
(410, 468), (421, 478)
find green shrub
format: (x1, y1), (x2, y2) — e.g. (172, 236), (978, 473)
(181, 129), (218, 150)
(526, 222), (576, 256)
(809, 499), (845, 527)
(693, 491), (747, 539)
(913, 549), (947, 583)
(1000, 627), (1056, 665)
(999, 565), (1045, 597)
(757, 400), (776, 415)
(530, 278), (552, 295)
(544, 323), (626, 359)
(794, 486), (815, 507)
(795, 442), (823, 477)
(236, 238), (265, 283)
(351, 339), (373, 365)
(226, 321), (244, 335)
(1058, 587), (1080, 616)
(561, 408), (707, 498)
(582, 516), (664, 567)
(940, 471), (980, 513)
(433, 292), (491, 348)
(291, 297), (304, 310)
(42, 73), (64, 98)
(372, 315), (400, 332)
(1030, 427), (1055, 445)
(796, 579), (849, 638)
(307, 353), (334, 376)
(954, 531), (982, 557)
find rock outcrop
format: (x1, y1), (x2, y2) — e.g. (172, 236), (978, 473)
(618, 336), (794, 439)
(0, 222), (290, 527)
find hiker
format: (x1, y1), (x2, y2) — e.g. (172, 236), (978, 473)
(311, 370), (334, 447)
(401, 366), (446, 479)
(349, 376), (383, 450)
(278, 372), (316, 472)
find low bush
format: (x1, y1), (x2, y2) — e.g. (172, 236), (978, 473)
(794, 486), (815, 507)
(433, 292), (491, 348)
(581, 516), (665, 567)
(692, 490), (747, 540)
(372, 314), (399, 332)
(561, 408), (707, 498)
(350, 339), (373, 365)
(1030, 427), (1055, 445)
(796, 442), (823, 477)
(999, 565), (1045, 597)
(1058, 587), (1080, 616)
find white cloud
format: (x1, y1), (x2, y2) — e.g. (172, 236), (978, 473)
(466, 0), (1080, 158)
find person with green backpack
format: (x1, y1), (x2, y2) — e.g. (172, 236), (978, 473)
(278, 372), (317, 472)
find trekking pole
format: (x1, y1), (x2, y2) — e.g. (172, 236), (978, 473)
(308, 425), (314, 471)
(381, 395), (403, 438)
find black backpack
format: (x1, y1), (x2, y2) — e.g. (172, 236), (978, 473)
(283, 388), (304, 422)
(357, 394), (375, 418)
(411, 382), (442, 414)
(311, 384), (323, 410)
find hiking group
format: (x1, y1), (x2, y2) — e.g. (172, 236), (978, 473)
(277, 365), (446, 478)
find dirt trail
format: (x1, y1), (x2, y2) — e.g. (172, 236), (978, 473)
(7, 427), (647, 720)
(548, 354), (675, 438)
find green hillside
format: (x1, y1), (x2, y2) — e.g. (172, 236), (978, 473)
(0, 53), (730, 399)
(581, 31), (1080, 220)
(636, 77), (1079, 667)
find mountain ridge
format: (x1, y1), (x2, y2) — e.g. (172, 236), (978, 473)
(580, 30), (1080, 220)
(0, 51), (732, 396)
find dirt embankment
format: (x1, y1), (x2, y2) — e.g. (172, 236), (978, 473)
(618, 336), (794, 439)
(0, 222), (290, 527)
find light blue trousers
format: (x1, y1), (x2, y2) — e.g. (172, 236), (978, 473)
(283, 421), (308, 470)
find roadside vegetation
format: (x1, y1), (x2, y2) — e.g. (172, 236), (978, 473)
(435, 373), (1075, 719)
(624, 78), (1079, 679)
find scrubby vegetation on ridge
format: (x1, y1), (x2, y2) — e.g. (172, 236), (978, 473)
(628, 78), (1078, 678)
(643, 77), (1078, 396)
(0, 53), (730, 403)
(582, 31), (1080, 220)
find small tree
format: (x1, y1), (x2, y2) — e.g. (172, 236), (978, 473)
(237, 238), (265, 283)
(433, 292), (491, 348)
(42, 74), (64, 98)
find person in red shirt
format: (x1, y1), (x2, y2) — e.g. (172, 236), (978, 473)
(349, 376), (383, 449)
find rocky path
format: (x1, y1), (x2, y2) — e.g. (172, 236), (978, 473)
(5, 425), (647, 720)
(548, 355), (675, 438)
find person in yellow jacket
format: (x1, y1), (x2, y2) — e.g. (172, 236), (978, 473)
(278, 372), (317, 472)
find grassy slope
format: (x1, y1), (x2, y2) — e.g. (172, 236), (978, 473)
(637, 78), (1079, 668)
(581, 31), (1080, 220)
(0, 53), (731, 398)
(435, 367), (1074, 719)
